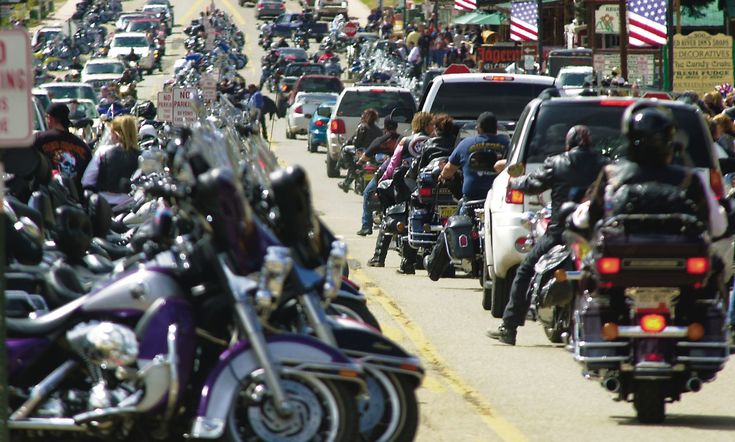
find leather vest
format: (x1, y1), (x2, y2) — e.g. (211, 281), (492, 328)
(97, 146), (138, 194)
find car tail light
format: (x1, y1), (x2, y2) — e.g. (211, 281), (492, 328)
(257, 3), (264, 7)
(419, 187), (432, 198)
(330, 118), (345, 134)
(369, 89), (385, 93)
(640, 314), (666, 333)
(710, 169), (724, 200)
(294, 105), (303, 114)
(483, 75), (514, 81)
(315, 120), (324, 127)
(596, 257), (620, 274)
(279, 2), (285, 7)
(505, 186), (523, 204)
(599, 99), (635, 107)
(686, 257), (709, 274)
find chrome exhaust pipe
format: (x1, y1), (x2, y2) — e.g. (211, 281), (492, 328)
(8, 417), (85, 431)
(686, 377), (702, 392)
(602, 376), (620, 393)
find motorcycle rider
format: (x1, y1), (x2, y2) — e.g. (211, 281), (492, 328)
(318, 45), (337, 63)
(357, 117), (401, 236)
(487, 125), (608, 345)
(338, 108), (383, 193)
(423, 112), (509, 280)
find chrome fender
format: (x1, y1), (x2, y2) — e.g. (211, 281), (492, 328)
(190, 333), (362, 439)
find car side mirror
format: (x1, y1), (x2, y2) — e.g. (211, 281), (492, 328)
(507, 163), (525, 177)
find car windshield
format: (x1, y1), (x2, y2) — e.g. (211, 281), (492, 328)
(285, 64), (325, 76)
(43, 86), (97, 102)
(299, 78), (343, 93)
(114, 36), (148, 47)
(85, 63), (124, 74)
(120, 15), (145, 25)
(557, 71), (590, 87)
(428, 81), (551, 121)
(337, 91), (416, 119)
(128, 21), (156, 31)
(279, 48), (306, 58)
(524, 102), (714, 168)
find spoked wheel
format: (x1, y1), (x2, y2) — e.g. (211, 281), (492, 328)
(358, 369), (419, 442)
(224, 371), (359, 442)
(634, 381), (667, 424)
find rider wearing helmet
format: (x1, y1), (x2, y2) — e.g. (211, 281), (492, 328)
(488, 123), (608, 346)
(318, 45), (336, 63)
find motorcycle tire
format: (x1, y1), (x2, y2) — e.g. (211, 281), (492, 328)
(326, 155), (340, 178)
(222, 372), (359, 442)
(490, 267), (515, 319)
(633, 381), (666, 423)
(358, 369), (419, 442)
(329, 296), (381, 332)
(544, 307), (566, 343)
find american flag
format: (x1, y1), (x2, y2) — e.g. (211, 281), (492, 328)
(627, 0), (667, 46)
(510, 1), (538, 42)
(454, 0), (477, 11)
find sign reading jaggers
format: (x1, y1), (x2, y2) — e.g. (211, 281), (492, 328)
(673, 32), (734, 95)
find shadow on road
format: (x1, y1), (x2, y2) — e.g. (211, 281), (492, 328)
(612, 414), (735, 431)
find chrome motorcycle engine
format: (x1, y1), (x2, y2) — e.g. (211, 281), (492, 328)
(66, 321), (139, 369)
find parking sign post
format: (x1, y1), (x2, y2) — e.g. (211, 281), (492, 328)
(0, 29), (34, 440)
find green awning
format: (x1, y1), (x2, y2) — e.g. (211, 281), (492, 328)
(454, 11), (484, 25)
(681, 1), (724, 27)
(454, 11), (507, 25)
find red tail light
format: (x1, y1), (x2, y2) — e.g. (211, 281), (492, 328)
(257, 3), (264, 7)
(419, 187), (432, 197)
(596, 257), (621, 274)
(710, 169), (724, 200)
(599, 99), (635, 107)
(315, 120), (324, 127)
(294, 105), (303, 114)
(640, 314), (666, 333)
(686, 257), (709, 274)
(505, 186), (523, 204)
(279, 2), (285, 7)
(330, 118), (346, 134)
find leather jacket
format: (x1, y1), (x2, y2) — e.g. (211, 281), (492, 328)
(587, 160), (718, 234)
(511, 146), (608, 235)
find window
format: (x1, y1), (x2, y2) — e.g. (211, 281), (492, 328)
(114, 36), (148, 47)
(298, 78), (343, 93)
(429, 81), (551, 121)
(337, 91), (416, 119)
(85, 63), (125, 75)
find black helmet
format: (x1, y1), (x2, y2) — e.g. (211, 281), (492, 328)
(565, 125), (591, 150)
(383, 117), (398, 130)
(622, 103), (675, 166)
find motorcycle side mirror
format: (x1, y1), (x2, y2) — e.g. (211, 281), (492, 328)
(507, 163), (525, 178)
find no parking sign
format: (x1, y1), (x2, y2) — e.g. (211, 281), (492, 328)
(0, 30), (33, 148)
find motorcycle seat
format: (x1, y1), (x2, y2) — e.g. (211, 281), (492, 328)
(92, 237), (130, 260)
(6, 293), (87, 337)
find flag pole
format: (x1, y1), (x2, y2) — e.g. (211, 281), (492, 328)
(536, 0), (543, 72)
(666, 0), (674, 90)
(619, 0), (628, 81)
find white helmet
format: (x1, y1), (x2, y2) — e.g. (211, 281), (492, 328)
(139, 124), (157, 140)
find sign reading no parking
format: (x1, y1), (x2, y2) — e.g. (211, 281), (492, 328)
(0, 30), (33, 148)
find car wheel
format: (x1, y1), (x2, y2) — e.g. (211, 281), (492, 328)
(147, 68), (153, 75)
(490, 266), (515, 319)
(482, 261), (493, 310)
(326, 154), (340, 178)
(308, 135), (318, 152)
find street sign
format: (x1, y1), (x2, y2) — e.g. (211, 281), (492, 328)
(0, 29), (33, 148)
(443, 64), (470, 75)
(200, 74), (217, 102)
(172, 87), (198, 125)
(523, 55), (535, 71)
(157, 91), (173, 122)
(343, 21), (358, 38)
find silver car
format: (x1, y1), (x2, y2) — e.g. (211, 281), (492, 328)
(256, 0), (284, 19)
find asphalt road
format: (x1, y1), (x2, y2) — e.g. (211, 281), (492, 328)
(48, 0), (735, 439)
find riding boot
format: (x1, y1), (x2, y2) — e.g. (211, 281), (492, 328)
(398, 238), (417, 274)
(368, 230), (391, 266)
(425, 232), (451, 281)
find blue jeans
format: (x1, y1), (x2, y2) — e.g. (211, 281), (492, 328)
(362, 176), (378, 230)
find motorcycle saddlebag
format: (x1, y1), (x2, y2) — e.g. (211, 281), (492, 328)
(576, 295), (629, 370)
(445, 214), (475, 260)
(531, 245), (573, 308)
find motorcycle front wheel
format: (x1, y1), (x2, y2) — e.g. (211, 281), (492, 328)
(358, 369), (419, 442)
(224, 372), (359, 442)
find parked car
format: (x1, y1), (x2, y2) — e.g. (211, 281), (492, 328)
(308, 100), (336, 152)
(286, 92), (339, 139)
(115, 13), (147, 31)
(419, 73), (555, 135)
(255, 0), (285, 19)
(142, 4), (173, 29)
(326, 86), (416, 177)
(483, 96), (733, 317)
(314, 0), (348, 20)
(108, 32), (155, 74)
(275, 62), (326, 116)
(125, 18), (163, 34)
(81, 58), (126, 89)
(39, 82), (98, 104)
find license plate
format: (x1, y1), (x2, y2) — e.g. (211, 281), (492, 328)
(438, 206), (455, 218)
(624, 287), (680, 309)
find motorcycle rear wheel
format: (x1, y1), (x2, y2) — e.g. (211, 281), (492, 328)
(633, 381), (666, 424)
(223, 372), (359, 442)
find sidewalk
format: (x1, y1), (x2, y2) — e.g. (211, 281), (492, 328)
(29, 0), (80, 33)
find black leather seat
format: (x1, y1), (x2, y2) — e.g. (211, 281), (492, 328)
(6, 294), (87, 336)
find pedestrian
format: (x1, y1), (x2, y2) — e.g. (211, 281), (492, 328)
(247, 84), (268, 139)
(81, 115), (139, 206)
(712, 114), (735, 152)
(418, 27), (432, 69)
(407, 41), (422, 78)
(33, 103), (92, 194)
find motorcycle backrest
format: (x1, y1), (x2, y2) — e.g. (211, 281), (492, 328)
(28, 190), (55, 231)
(54, 205), (93, 262)
(86, 193), (113, 238)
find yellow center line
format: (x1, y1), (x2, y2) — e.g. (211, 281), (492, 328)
(350, 266), (528, 442)
(179, 0), (210, 25)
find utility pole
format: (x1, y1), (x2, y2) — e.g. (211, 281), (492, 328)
(0, 162), (7, 442)
(537, 0), (543, 70)
(666, 0), (674, 90)
(619, 0), (628, 80)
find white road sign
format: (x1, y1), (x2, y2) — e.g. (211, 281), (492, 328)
(0, 30), (33, 148)
(157, 91), (173, 122)
(173, 87), (198, 125)
(201, 74), (217, 102)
